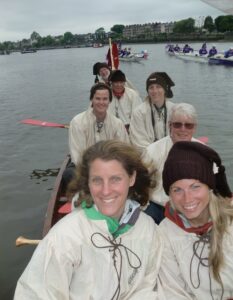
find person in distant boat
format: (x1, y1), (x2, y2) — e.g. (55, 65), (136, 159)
(129, 72), (175, 151)
(208, 45), (217, 57)
(199, 43), (208, 55)
(224, 47), (233, 58)
(183, 44), (193, 53)
(167, 44), (174, 53)
(173, 44), (180, 52)
(62, 82), (129, 188)
(14, 140), (164, 300)
(108, 69), (142, 132)
(141, 103), (201, 224)
(158, 141), (233, 300)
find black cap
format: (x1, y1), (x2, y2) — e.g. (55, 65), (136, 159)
(146, 72), (175, 98)
(162, 141), (232, 198)
(109, 70), (126, 82)
(93, 62), (110, 76)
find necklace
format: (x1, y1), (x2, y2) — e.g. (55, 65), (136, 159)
(150, 101), (167, 142)
(96, 121), (104, 133)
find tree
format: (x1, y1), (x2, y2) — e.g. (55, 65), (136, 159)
(111, 25), (125, 34)
(95, 27), (106, 40)
(204, 16), (216, 32)
(30, 31), (41, 40)
(215, 15), (233, 32)
(173, 18), (195, 33)
(63, 32), (74, 44)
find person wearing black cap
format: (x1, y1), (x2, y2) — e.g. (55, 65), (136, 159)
(93, 62), (111, 84)
(158, 141), (233, 299)
(129, 71), (175, 151)
(108, 69), (142, 132)
(92, 62), (138, 92)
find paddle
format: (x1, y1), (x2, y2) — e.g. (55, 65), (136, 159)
(15, 236), (40, 246)
(20, 119), (69, 128)
(197, 136), (208, 144)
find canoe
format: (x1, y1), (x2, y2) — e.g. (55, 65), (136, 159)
(174, 51), (209, 63)
(208, 54), (233, 66)
(42, 155), (71, 237)
(119, 54), (143, 62)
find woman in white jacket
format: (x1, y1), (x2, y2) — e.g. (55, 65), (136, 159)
(158, 141), (233, 300)
(14, 140), (164, 300)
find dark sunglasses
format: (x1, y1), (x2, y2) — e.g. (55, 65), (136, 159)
(171, 122), (195, 129)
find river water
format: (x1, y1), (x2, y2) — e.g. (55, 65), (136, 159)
(0, 42), (233, 299)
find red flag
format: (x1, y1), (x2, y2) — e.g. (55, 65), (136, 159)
(106, 42), (119, 70)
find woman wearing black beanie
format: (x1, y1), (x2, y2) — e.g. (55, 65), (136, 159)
(159, 141), (233, 300)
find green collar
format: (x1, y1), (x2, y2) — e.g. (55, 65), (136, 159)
(81, 201), (132, 238)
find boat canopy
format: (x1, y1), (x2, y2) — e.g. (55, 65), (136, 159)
(201, 0), (233, 14)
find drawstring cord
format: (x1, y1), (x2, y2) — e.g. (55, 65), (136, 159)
(91, 232), (142, 300)
(190, 231), (224, 300)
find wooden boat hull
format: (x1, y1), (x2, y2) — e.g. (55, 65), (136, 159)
(42, 155), (71, 236)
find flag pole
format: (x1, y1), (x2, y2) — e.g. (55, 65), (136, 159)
(109, 38), (115, 70)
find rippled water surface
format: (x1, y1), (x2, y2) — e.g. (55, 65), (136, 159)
(0, 42), (233, 299)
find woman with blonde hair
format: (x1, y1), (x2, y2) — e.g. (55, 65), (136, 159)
(14, 140), (164, 300)
(158, 141), (233, 300)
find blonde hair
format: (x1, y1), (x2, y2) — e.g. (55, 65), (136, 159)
(209, 192), (233, 283)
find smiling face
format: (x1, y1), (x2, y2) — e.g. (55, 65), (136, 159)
(169, 115), (196, 143)
(111, 81), (125, 94)
(88, 158), (136, 220)
(99, 67), (111, 81)
(148, 83), (166, 106)
(91, 89), (110, 119)
(169, 179), (210, 227)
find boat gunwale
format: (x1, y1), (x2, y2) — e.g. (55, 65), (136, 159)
(42, 155), (70, 237)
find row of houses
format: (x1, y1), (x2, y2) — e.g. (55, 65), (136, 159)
(122, 22), (175, 39)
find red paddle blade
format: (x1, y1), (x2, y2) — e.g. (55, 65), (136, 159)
(197, 136), (208, 144)
(20, 119), (68, 128)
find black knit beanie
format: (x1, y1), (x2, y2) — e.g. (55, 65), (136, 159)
(146, 72), (175, 98)
(162, 141), (232, 198)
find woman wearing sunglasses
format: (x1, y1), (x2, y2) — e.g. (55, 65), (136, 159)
(158, 141), (233, 300)
(142, 103), (201, 224)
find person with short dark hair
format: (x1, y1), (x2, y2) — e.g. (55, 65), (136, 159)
(14, 140), (164, 300)
(129, 72), (175, 151)
(62, 82), (129, 189)
(69, 82), (129, 165)
(158, 141), (233, 299)
(108, 69), (142, 132)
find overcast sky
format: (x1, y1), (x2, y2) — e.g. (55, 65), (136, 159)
(0, 0), (224, 42)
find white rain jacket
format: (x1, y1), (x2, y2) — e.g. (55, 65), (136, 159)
(69, 108), (129, 164)
(158, 218), (233, 299)
(108, 86), (142, 126)
(129, 99), (174, 151)
(14, 208), (165, 300)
